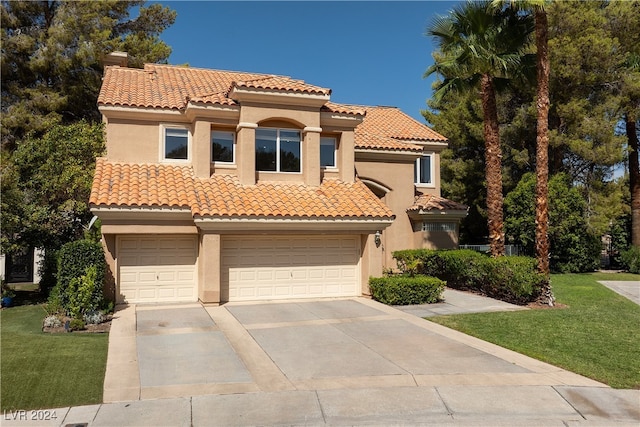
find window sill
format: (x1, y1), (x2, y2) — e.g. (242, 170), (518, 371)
(415, 183), (436, 189)
(212, 162), (237, 169)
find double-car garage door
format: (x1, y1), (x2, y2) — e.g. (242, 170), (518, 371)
(222, 235), (360, 301)
(117, 234), (360, 304)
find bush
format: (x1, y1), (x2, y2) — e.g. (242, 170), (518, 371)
(67, 266), (103, 320)
(621, 245), (640, 274)
(369, 276), (445, 305)
(69, 318), (86, 331)
(43, 315), (62, 328)
(53, 239), (105, 310)
(48, 239), (106, 318)
(392, 249), (544, 305)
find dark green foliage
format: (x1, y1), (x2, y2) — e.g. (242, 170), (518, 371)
(69, 318), (86, 331)
(621, 246), (640, 274)
(392, 249), (544, 304)
(1, 0), (176, 148)
(369, 276), (445, 306)
(505, 173), (601, 273)
(1, 121), (105, 254)
(67, 266), (102, 320)
(38, 249), (58, 296)
(52, 240), (105, 313)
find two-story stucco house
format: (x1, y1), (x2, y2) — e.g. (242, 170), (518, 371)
(90, 59), (467, 305)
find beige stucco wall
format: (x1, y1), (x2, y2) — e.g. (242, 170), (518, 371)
(105, 119), (163, 163)
(355, 157), (418, 270)
(413, 230), (459, 249)
(198, 233), (221, 304)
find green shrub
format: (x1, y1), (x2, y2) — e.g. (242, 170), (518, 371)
(369, 276), (445, 305)
(67, 266), (102, 319)
(621, 245), (640, 274)
(48, 239), (106, 317)
(69, 318), (86, 331)
(480, 256), (543, 304)
(54, 240), (105, 309)
(392, 249), (543, 305)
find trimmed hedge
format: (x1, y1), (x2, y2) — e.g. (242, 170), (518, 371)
(392, 249), (544, 305)
(52, 239), (106, 312)
(369, 276), (445, 305)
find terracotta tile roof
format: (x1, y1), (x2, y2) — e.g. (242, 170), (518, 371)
(98, 64), (330, 110)
(355, 106), (447, 150)
(90, 158), (196, 209)
(233, 75), (330, 95)
(407, 193), (469, 212)
(322, 101), (366, 116)
(98, 64), (445, 153)
(90, 158), (394, 220)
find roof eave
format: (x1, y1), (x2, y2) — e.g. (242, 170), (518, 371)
(193, 216), (394, 232)
(229, 86), (330, 108)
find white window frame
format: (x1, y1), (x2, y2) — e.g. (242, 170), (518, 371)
(255, 127), (302, 173)
(160, 124), (191, 163)
(415, 153), (434, 186)
(422, 222), (457, 232)
(320, 136), (337, 169)
(212, 130), (236, 164)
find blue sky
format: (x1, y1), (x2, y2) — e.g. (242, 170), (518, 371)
(156, 1), (461, 122)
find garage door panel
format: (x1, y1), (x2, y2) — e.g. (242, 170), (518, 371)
(223, 235), (359, 302)
(117, 236), (197, 304)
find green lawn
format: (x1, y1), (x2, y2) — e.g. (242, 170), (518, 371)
(430, 272), (640, 389)
(0, 304), (109, 411)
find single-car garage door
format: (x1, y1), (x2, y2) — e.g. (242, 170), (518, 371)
(118, 235), (197, 304)
(222, 235), (360, 301)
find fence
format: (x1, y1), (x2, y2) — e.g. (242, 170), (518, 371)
(459, 244), (523, 256)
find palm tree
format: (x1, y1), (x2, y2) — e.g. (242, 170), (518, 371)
(494, 0), (554, 305)
(425, 0), (534, 257)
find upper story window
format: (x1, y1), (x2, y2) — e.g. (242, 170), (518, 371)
(256, 128), (301, 173)
(415, 154), (433, 185)
(212, 130), (235, 163)
(320, 137), (337, 168)
(163, 126), (189, 161)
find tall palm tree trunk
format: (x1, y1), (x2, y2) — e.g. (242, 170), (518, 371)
(480, 73), (505, 257)
(628, 113), (640, 247)
(534, 9), (554, 305)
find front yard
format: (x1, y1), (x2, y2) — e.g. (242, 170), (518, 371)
(430, 272), (640, 389)
(0, 303), (109, 411)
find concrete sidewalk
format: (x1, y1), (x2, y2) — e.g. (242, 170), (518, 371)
(3, 385), (639, 426)
(599, 280), (640, 305)
(395, 288), (527, 317)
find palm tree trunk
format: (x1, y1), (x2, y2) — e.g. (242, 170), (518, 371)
(480, 74), (505, 257)
(628, 113), (640, 247)
(534, 9), (554, 306)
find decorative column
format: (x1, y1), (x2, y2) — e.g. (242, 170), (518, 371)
(303, 126), (322, 186)
(236, 122), (257, 185)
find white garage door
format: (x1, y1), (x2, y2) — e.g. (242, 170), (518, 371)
(118, 236), (197, 304)
(222, 235), (360, 301)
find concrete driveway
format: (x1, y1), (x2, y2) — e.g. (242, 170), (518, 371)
(97, 297), (640, 426)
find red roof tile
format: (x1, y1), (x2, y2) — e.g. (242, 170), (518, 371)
(90, 158), (394, 220)
(407, 193), (469, 212)
(99, 64), (330, 110)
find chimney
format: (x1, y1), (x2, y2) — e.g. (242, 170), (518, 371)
(102, 51), (128, 68)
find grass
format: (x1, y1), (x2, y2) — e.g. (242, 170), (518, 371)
(429, 272), (640, 389)
(0, 302), (109, 411)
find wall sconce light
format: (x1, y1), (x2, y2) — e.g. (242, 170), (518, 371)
(374, 230), (382, 247)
